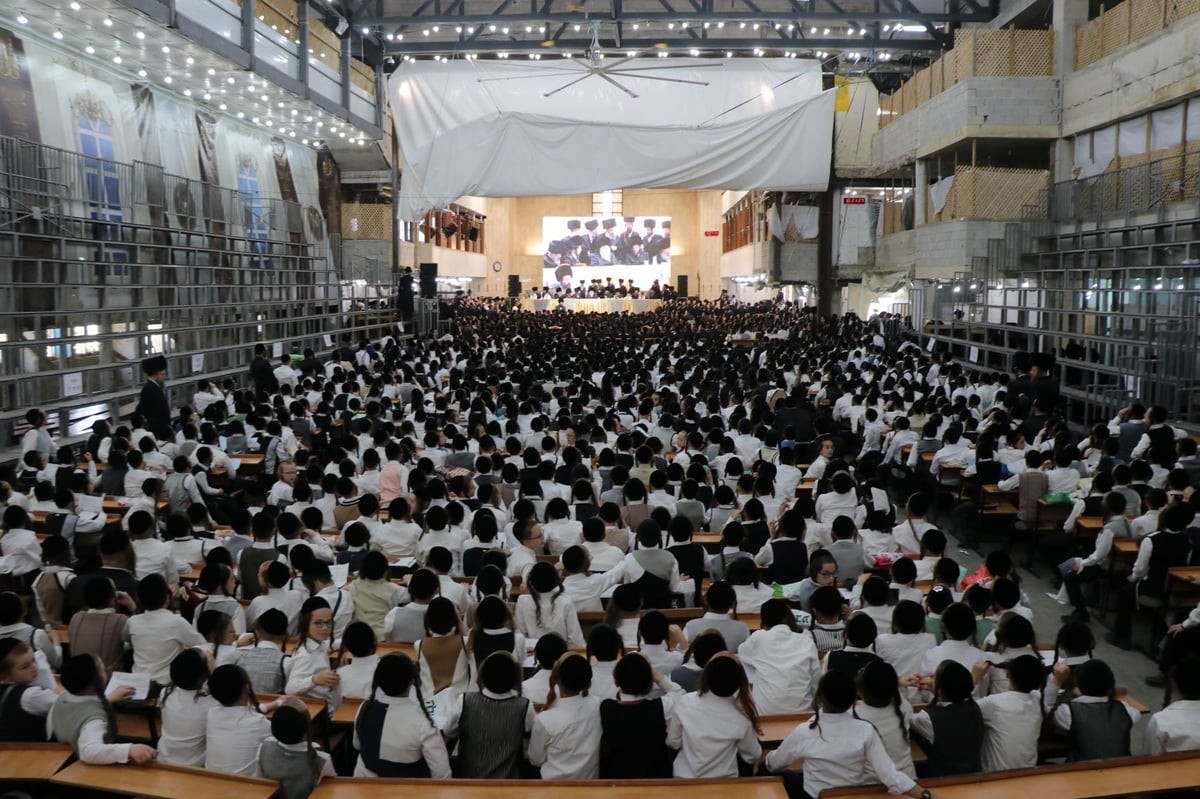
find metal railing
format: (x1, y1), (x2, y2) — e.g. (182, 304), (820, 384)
(1050, 150), (1200, 222)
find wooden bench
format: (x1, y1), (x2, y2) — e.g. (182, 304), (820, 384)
(0, 742), (73, 781)
(311, 777), (787, 799)
(50, 761), (279, 799)
(823, 751), (1200, 799)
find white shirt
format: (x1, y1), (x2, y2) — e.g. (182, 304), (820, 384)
(737, 624), (820, 713)
(515, 593), (585, 648)
(528, 693), (603, 779)
(976, 690), (1043, 772)
(205, 704), (273, 775)
(372, 520), (423, 559)
(352, 691), (452, 778)
(338, 653), (379, 700)
(285, 639), (342, 712)
(1145, 699), (1200, 754)
(561, 565), (626, 613)
(0, 528), (42, 576)
(764, 710), (916, 796)
(667, 691), (762, 777)
(273, 364), (298, 389)
(158, 688), (220, 767)
(543, 519), (584, 554)
(315, 584), (355, 645)
(131, 538), (179, 585)
(854, 700), (916, 779)
(891, 518), (935, 556)
(919, 638), (986, 677)
(245, 587), (306, 635)
(128, 608), (208, 685)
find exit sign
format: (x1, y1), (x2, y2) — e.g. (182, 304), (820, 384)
(843, 196), (867, 204)
(704, 230), (720, 236)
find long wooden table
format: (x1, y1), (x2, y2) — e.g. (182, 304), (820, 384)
(312, 777), (786, 799)
(50, 761), (279, 799)
(823, 752), (1200, 799)
(0, 743), (73, 781)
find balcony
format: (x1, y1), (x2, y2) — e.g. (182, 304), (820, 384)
(873, 29), (1058, 171)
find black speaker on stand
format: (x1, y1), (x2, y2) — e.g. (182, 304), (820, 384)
(507, 275), (521, 297)
(419, 262), (438, 298)
(676, 274), (688, 297)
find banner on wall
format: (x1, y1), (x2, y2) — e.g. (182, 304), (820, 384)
(541, 216), (670, 290)
(0, 26), (331, 264)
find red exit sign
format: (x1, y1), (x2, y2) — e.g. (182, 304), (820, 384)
(704, 230), (720, 236)
(843, 196), (867, 204)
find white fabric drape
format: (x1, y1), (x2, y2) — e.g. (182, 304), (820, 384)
(388, 59), (834, 220)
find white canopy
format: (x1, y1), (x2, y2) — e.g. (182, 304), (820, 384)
(388, 58), (835, 220)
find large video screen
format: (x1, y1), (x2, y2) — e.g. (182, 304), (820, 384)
(541, 216), (671, 291)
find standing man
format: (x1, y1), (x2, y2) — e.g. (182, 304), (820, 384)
(642, 219), (665, 264)
(249, 343), (278, 393)
(137, 354), (172, 440)
(397, 266), (415, 324)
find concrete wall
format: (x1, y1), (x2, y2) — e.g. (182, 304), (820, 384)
(872, 77), (1061, 170)
(1062, 13), (1200, 137)
(875, 218), (1010, 280)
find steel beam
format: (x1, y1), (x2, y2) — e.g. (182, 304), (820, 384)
(383, 33), (935, 52)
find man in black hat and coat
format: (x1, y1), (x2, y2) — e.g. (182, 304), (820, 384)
(137, 354), (172, 440)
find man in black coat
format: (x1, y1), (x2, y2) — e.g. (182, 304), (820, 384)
(136, 354), (173, 440)
(249, 343), (278, 393)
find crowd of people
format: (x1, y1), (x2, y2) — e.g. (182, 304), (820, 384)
(1, 299), (1199, 799)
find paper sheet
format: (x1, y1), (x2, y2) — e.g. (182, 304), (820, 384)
(106, 671), (152, 701)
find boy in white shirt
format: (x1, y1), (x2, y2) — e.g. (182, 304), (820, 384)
(128, 509), (179, 592)
(560, 545), (625, 612)
(1145, 655), (1200, 754)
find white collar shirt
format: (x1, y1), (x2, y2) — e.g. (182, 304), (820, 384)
(528, 693), (603, 779)
(128, 608), (208, 685)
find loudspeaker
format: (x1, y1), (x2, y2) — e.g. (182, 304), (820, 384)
(467, 227), (480, 242)
(419, 262), (437, 298)
(676, 275), (688, 297)
(507, 275), (521, 297)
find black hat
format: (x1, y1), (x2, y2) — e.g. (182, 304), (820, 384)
(555, 265), (574, 281)
(629, 233), (643, 245)
(623, 216), (635, 223)
(566, 219), (581, 230)
(568, 235), (584, 247)
(256, 608), (288, 637)
(642, 219), (656, 228)
(1031, 352), (1055, 372)
(547, 240), (564, 255)
(662, 220), (671, 229)
(142, 354), (167, 375)
(584, 220), (599, 231)
(602, 218), (616, 229)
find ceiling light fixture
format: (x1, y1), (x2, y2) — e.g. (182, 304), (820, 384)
(103, 16), (113, 26)
(53, 29), (63, 39)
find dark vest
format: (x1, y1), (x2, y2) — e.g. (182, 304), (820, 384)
(1144, 530), (1191, 597)
(0, 684), (49, 742)
(823, 649), (881, 680)
(457, 692), (530, 778)
(471, 630), (514, 668)
(766, 539), (809, 584)
(1147, 426), (1176, 465)
(1067, 701), (1133, 761)
(599, 698), (671, 778)
(922, 701), (984, 776)
(238, 546), (281, 600)
(356, 700), (434, 778)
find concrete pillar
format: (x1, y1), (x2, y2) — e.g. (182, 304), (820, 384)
(914, 159), (928, 227)
(1052, 0), (1088, 183)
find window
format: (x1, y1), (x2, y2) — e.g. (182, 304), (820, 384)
(74, 93), (128, 277)
(237, 157), (272, 267)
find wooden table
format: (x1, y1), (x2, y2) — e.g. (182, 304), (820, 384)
(312, 777), (787, 799)
(0, 743), (72, 780)
(1112, 538), (1140, 556)
(50, 761), (279, 799)
(822, 752), (1200, 799)
(695, 532), (722, 553)
(330, 696), (364, 725)
(1167, 566), (1200, 612)
(1074, 516), (1103, 535)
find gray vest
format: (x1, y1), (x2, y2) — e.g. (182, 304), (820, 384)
(388, 605), (427, 644)
(632, 548), (676, 581)
(1067, 701), (1132, 761)
(258, 740), (321, 799)
(457, 692), (530, 778)
(50, 696), (109, 750)
(164, 473), (192, 514)
(236, 647), (288, 694)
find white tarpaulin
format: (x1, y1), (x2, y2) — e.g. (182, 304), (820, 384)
(769, 204), (820, 240)
(388, 58), (834, 220)
(930, 175), (955, 215)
